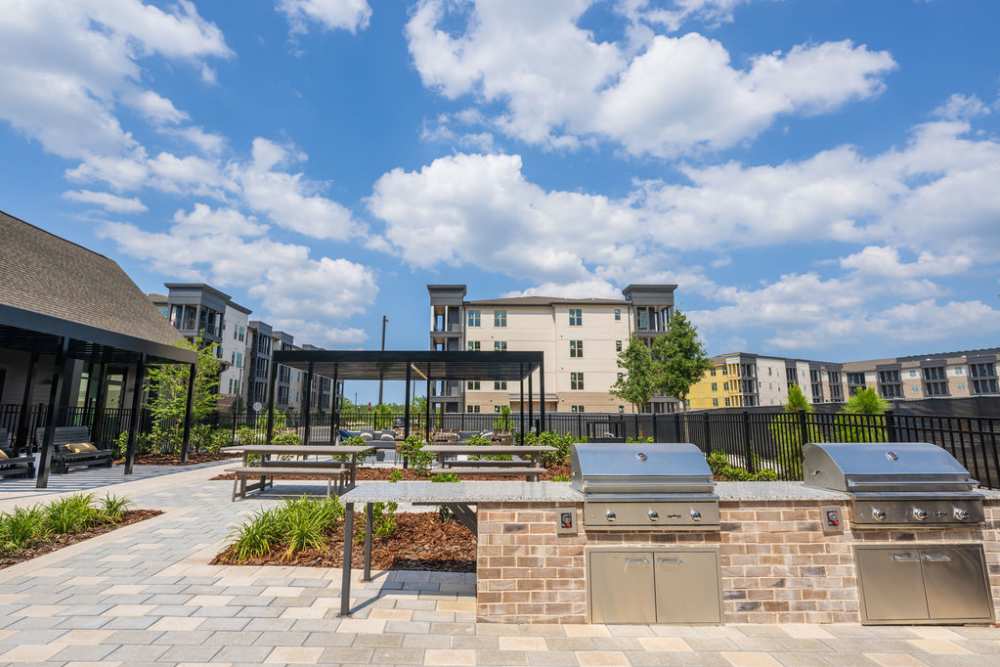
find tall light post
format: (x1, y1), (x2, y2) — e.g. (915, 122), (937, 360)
(377, 315), (388, 405)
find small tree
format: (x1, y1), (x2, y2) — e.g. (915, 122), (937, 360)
(610, 338), (655, 412)
(770, 384), (815, 478)
(650, 311), (711, 436)
(145, 338), (221, 454)
(835, 387), (890, 442)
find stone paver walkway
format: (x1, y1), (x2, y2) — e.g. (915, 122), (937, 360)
(0, 465), (998, 666)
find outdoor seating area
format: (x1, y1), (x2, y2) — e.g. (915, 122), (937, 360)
(222, 443), (374, 500)
(0, 427), (35, 479)
(35, 426), (114, 473)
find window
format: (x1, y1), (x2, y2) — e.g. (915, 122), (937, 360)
(466, 405), (480, 413)
(712, 398), (719, 407)
(467, 380), (480, 390)
(922, 366), (949, 397)
(494, 310), (507, 327)
(467, 341), (481, 351)
(724, 397), (731, 407)
(637, 308), (650, 331)
(710, 368), (716, 377)
(828, 371), (843, 401)
(613, 309), (621, 321)
(615, 340), (622, 352)
(494, 381), (507, 391)
(467, 310), (481, 327)
(970, 363), (999, 395)
(847, 372), (867, 395)
(494, 405), (502, 413)
(711, 383), (717, 391)
(494, 340), (507, 351)
(568, 308), (582, 326)
(571, 404), (585, 413)
(617, 372), (624, 382)
(570, 372), (584, 390)
(723, 382), (729, 391)
(569, 340), (583, 358)
(810, 370), (823, 403)
(877, 369), (902, 399)
(786, 367), (797, 387)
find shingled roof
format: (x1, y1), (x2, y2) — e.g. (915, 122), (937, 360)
(0, 210), (194, 364)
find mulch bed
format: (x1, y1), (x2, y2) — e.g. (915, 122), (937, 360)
(116, 453), (240, 466)
(212, 511), (477, 572)
(0, 510), (163, 570)
(210, 464), (572, 482)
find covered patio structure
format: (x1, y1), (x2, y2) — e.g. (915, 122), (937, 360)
(268, 349), (545, 444)
(0, 210), (198, 488)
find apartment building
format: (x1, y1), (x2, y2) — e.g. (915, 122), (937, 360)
(427, 283), (678, 414)
(689, 347), (1000, 410)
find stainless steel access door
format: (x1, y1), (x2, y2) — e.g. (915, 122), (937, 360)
(855, 548), (929, 622)
(921, 546), (993, 622)
(589, 552), (656, 624)
(653, 551), (723, 624)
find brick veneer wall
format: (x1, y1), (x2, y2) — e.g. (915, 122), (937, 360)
(476, 500), (1000, 624)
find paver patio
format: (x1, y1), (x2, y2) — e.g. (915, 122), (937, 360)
(1, 464), (998, 667)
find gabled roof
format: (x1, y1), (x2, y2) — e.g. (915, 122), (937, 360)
(0, 210), (194, 364)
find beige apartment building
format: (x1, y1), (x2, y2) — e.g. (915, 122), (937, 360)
(427, 284), (678, 414)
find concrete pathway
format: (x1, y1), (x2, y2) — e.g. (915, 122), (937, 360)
(0, 465), (997, 666)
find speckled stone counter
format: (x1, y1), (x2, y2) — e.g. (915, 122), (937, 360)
(341, 481), (583, 504)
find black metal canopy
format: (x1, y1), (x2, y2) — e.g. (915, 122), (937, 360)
(272, 349), (542, 381)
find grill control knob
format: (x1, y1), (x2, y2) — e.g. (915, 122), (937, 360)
(954, 507), (970, 521)
(605, 510), (617, 522)
(647, 510), (659, 522)
(690, 510), (702, 522)
(871, 508), (886, 521)
(912, 507), (928, 521)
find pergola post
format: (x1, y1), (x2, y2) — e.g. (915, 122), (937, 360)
(528, 367), (535, 436)
(403, 364), (412, 438)
(91, 351), (110, 447)
(425, 370), (432, 442)
(539, 356), (546, 433)
(14, 351), (38, 456)
(519, 363), (525, 445)
(303, 362), (314, 445)
(329, 365), (339, 443)
(180, 363), (197, 464)
(124, 353), (147, 475)
(36, 337), (71, 488)
(265, 359), (278, 444)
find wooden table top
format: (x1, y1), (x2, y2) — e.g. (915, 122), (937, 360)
(422, 445), (555, 454)
(221, 445), (374, 455)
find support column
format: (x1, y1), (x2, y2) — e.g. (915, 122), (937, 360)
(265, 360), (278, 444)
(303, 362), (314, 445)
(14, 351), (38, 456)
(339, 503), (354, 616)
(539, 356), (546, 433)
(425, 369), (432, 442)
(528, 367), (535, 436)
(329, 366), (339, 443)
(124, 354), (147, 475)
(403, 365), (412, 439)
(179, 363), (197, 464)
(36, 338), (71, 488)
(90, 353), (110, 447)
(519, 363), (525, 445)
(363, 503), (373, 582)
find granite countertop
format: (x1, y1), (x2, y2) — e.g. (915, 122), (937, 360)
(713, 481), (849, 501)
(341, 481), (584, 504)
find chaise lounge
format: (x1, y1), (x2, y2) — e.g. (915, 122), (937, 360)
(35, 426), (114, 473)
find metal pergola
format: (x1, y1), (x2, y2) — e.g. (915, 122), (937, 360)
(269, 349), (546, 444)
(0, 304), (198, 487)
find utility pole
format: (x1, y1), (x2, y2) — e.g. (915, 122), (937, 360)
(377, 315), (388, 405)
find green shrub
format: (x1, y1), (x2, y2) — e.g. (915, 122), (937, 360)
(388, 468), (403, 483)
(236, 426), (262, 445)
(277, 497), (338, 559)
(271, 431), (301, 446)
(397, 435), (433, 474)
(189, 424), (231, 453)
(550, 473), (571, 482)
(431, 472), (460, 482)
(492, 405), (513, 433)
(372, 501), (398, 538)
(99, 495), (131, 523)
(467, 433), (511, 461)
(231, 509), (283, 561)
(525, 431), (576, 467)
(45, 494), (100, 534)
(344, 435), (367, 447)
(466, 434), (491, 447)
(0, 506), (49, 554)
(707, 451), (777, 481)
(626, 435), (654, 443)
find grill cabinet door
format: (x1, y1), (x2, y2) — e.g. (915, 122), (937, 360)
(589, 552), (656, 624)
(855, 547), (929, 623)
(921, 545), (993, 622)
(653, 551), (722, 624)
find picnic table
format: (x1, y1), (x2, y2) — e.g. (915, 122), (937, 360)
(221, 444), (374, 500)
(423, 444), (555, 481)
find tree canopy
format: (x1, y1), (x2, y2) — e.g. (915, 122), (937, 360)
(650, 311), (711, 409)
(611, 337), (655, 410)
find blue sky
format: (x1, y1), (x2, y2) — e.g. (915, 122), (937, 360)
(2, 0), (1000, 392)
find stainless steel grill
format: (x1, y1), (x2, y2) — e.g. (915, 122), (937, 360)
(803, 442), (985, 527)
(571, 443), (719, 530)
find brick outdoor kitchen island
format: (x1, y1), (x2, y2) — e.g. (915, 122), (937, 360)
(341, 481), (1000, 625)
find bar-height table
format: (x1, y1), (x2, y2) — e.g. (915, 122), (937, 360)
(221, 444), (374, 499)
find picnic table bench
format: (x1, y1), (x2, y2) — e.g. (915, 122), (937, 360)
(221, 444), (374, 500)
(423, 444), (554, 481)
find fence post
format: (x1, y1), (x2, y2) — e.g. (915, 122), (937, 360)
(884, 410), (897, 442)
(634, 412), (640, 439)
(652, 413), (658, 442)
(231, 402), (238, 445)
(674, 412), (682, 443)
(798, 409), (810, 447)
(704, 413), (712, 454)
(742, 410), (755, 473)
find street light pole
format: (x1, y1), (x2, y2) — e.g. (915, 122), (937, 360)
(377, 315), (388, 405)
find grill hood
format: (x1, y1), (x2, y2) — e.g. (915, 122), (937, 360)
(571, 443), (714, 496)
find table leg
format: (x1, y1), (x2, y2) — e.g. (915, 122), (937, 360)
(363, 503), (373, 582)
(339, 503), (354, 616)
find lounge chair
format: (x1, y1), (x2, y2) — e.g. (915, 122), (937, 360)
(0, 427), (35, 479)
(35, 426), (114, 473)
